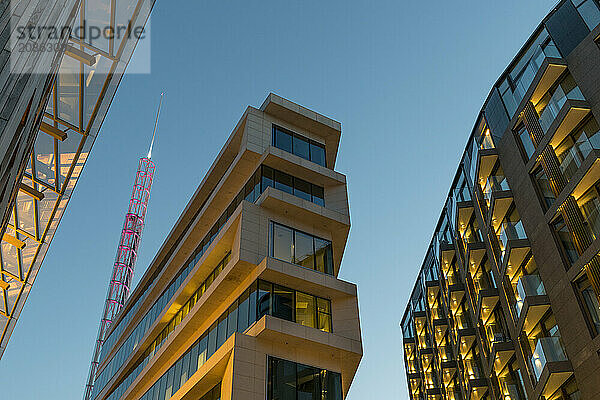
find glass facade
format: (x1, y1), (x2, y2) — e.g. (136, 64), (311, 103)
(273, 125), (327, 167)
(101, 164), (326, 363)
(267, 357), (342, 400)
(102, 279), (333, 400)
(271, 222), (334, 275)
(575, 272), (600, 336)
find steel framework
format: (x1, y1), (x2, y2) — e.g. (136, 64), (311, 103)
(84, 93), (162, 399)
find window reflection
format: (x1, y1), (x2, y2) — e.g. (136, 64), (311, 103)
(272, 125), (327, 167)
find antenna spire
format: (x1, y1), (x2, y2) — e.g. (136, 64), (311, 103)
(148, 92), (164, 159)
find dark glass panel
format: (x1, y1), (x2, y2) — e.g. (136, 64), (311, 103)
(227, 300), (238, 337)
(217, 313), (228, 349)
(207, 322), (218, 358)
(258, 280), (272, 320)
(274, 127), (292, 153)
(310, 142), (326, 166)
(268, 358), (296, 400)
(311, 184), (324, 206)
(297, 363), (320, 400)
(248, 281), (258, 324)
(262, 166), (274, 191)
(197, 333), (208, 367)
(322, 370), (343, 400)
(293, 134), (310, 160)
(274, 170), (293, 194)
(315, 238), (333, 274)
(273, 224), (294, 263)
(293, 177), (312, 201)
(273, 285), (294, 322)
(188, 338), (200, 377)
(237, 288), (250, 332)
(294, 231), (315, 270)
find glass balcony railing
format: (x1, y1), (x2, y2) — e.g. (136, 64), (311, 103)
(581, 202), (600, 242)
(539, 85), (585, 133)
(515, 274), (546, 316)
(463, 358), (484, 380)
(498, 220), (527, 257)
(454, 313), (473, 330)
(482, 175), (510, 206)
(439, 345), (454, 363)
(485, 323), (507, 345)
(500, 380), (526, 400)
(512, 42), (562, 104)
(531, 336), (568, 380)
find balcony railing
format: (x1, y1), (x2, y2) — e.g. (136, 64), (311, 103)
(531, 336), (568, 380)
(539, 85), (585, 133)
(512, 42), (561, 104)
(557, 131), (600, 181)
(498, 220), (527, 257)
(581, 200), (600, 242)
(482, 175), (510, 206)
(515, 274), (546, 316)
(463, 358), (484, 380)
(454, 313), (473, 330)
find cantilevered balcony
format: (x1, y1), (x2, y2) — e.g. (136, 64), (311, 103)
(539, 82), (588, 138)
(483, 175), (512, 226)
(432, 314), (449, 346)
(463, 359), (488, 400)
(440, 242), (456, 275)
(426, 280), (441, 308)
(477, 287), (499, 326)
(448, 283), (465, 315)
(466, 241), (486, 277)
(555, 126), (600, 183)
(515, 275), (550, 334)
(485, 325), (515, 374)
(454, 314), (476, 357)
(457, 201), (475, 236)
(497, 219), (528, 262)
(440, 359), (457, 385)
(531, 336), (573, 399)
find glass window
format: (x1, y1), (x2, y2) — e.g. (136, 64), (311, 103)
(262, 166), (274, 191)
(310, 142), (326, 167)
(311, 184), (324, 206)
(314, 238), (333, 275)
(268, 357), (296, 400)
(294, 231), (315, 270)
(552, 216), (579, 265)
(576, 0), (600, 30)
(297, 364), (320, 399)
(321, 370), (343, 400)
(227, 301), (238, 337)
(293, 178), (312, 201)
(293, 135), (311, 160)
(317, 298), (332, 332)
(237, 289), (250, 332)
(533, 166), (556, 210)
(576, 273), (600, 336)
(296, 292), (316, 328)
(217, 313), (228, 349)
(248, 281), (258, 325)
(273, 285), (294, 322)
(188, 338), (200, 377)
(258, 281), (272, 320)
(273, 224), (294, 263)
(274, 126), (292, 153)
(207, 322), (218, 358)
(517, 124), (535, 160)
(274, 170), (293, 194)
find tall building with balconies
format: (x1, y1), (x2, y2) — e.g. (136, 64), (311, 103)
(89, 94), (362, 400)
(402, 1), (600, 399)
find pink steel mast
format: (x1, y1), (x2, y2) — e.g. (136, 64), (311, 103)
(84, 94), (163, 400)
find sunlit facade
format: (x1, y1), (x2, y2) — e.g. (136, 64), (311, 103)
(402, 1), (600, 399)
(0, 0), (156, 357)
(90, 94), (362, 400)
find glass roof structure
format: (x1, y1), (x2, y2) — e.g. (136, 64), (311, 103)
(0, 0), (157, 358)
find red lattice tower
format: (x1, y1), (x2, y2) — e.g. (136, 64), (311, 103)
(84, 94), (163, 400)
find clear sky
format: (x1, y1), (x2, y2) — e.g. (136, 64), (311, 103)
(0, 1), (557, 398)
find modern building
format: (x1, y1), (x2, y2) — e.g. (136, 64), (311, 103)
(0, 0), (156, 357)
(401, 1), (600, 399)
(89, 94), (362, 400)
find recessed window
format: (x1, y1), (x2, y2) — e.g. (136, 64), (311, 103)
(273, 125), (327, 167)
(271, 222), (334, 275)
(551, 216), (579, 265)
(516, 124), (535, 160)
(268, 357), (342, 400)
(575, 273), (600, 336)
(532, 165), (556, 210)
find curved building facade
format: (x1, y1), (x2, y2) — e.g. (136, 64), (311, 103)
(402, 1), (600, 399)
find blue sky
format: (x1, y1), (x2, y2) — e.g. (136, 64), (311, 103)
(0, 1), (557, 398)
